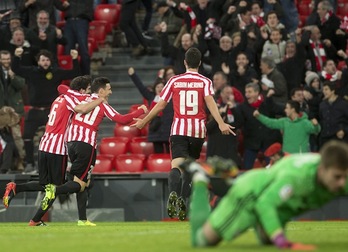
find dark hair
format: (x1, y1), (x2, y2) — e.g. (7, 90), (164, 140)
(287, 100), (300, 114)
(153, 77), (165, 90)
(320, 140), (348, 171)
(322, 81), (336, 92)
(185, 47), (201, 68)
(290, 87), (302, 97)
(239, 6), (251, 15)
(70, 75), (92, 91)
(264, 10), (278, 22)
(91, 77), (110, 93)
(251, 0), (263, 8)
(36, 50), (53, 62)
(0, 50), (11, 56)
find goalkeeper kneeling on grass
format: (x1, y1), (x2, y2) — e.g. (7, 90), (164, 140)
(182, 140), (348, 250)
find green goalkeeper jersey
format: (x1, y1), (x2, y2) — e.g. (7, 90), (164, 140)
(231, 153), (347, 237)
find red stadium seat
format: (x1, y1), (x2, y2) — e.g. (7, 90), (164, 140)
(114, 124), (142, 139)
(337, 2), (348, 16)
(88, 20), (107, 45)
(57, 44), (65, 56)
(94, 4), (121, 33)
(93, 154), (114, 173)
(146, 153), (171, 172)
(129, 139), (154, 156)
(114, 154), (146, 172)
(57, 55), (73, 69)
(297, 3), (311, 16)
(99, 136), (129, 158)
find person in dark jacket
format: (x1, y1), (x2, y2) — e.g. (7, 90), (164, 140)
(128, 66), (173, 153)
(62, 0), (93, 75)
(235, 82), (282, 169)
(12, 47), (79, 173)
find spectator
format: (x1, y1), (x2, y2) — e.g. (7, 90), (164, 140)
(0, 0), (18, 28)
(301, 25), (337, 73)
(128, 67), (173, 153)
(229, 52), (259, 95)
(290, 88), (309, 113)
(277, 36), (307, 96)
(12, 48), (80, 173)
(0, 50), (26, 171)
(0, 106), (21, 173)
(318, 81), (348, 147)
(154, 1), (184, 47)
(261, 28), (286, 64)
(29, 10), (67, 66)
(235, 82), (282, 169)
(260, 57), (288, 107)
(319, 54), (348, 99)
(206, 85), (243, 167)
(119, 0), (149, 58)
(18, 0), (69, 28)
(254, 100), (321, 153)
(63, 0), (93, 75)
(264, 142), (286, 167)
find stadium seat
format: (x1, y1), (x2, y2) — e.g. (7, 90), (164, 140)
(114, 124), (142, 139)
(337, 2), (348, 16)
(114, 154), (146, 172)
(57, 55), (73, 69)
(297, 3), (311, 16)
(88, 20), (107, 45)
(94, 4), (121, 33)
(337, 60), (347, 70)
(57, 44), (65, 56)
(99, 136), (130, 158)
(93, 154), (114, 173)
(129, 139), (154, 156)
(146, 153), (171, 172)
(56, 20), (65, 29)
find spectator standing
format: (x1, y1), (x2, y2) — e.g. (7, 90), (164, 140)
(318, 81), (348, 147)
(18, 0), (69, 28)
(12, 48), (80, 173)
(128, 67), (173, 153)
(254, 100), (321, 153)
(0, 50), (26, 171)
(63, 0), (93, 75)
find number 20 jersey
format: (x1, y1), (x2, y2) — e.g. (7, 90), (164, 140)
(160, 71), (214, 138)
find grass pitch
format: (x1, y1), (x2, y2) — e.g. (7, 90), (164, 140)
(0, 221), (347, 252)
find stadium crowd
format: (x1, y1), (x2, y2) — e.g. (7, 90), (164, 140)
(0, 0), (348, 216)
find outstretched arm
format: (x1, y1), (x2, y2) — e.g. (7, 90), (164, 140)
(132, 99), (167, 129)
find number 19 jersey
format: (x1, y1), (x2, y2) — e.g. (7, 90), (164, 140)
(160, 71), (214, 138)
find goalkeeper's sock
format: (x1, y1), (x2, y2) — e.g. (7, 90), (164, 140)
(16, 181), (45, 193)
(77, 189), (88, 220)
(189, 178), (211, 246)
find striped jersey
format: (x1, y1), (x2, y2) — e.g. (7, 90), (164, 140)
(160, 71), (214, 138)
(38, 93), (84, 155)
(66, 93), (145, 148)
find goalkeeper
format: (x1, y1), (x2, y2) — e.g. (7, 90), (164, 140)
(183, 140), (348, 250)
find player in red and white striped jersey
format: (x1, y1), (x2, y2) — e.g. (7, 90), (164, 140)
(2, 76), (104, 226)
(40, 77), (148, 211)
(133, 48), (236, 220)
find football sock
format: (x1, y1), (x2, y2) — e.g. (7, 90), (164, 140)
(77, 189), (88, 220)
(180, 171), (191, 198)
(32, 198), (55, 222)
(168, 167), (181, 194)
(56, 181), (81, 195)
(16, 182), (45, 193)
(189, 180), (211, 246)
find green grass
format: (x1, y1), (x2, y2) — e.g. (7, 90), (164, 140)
(0, 221), (347, 252)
